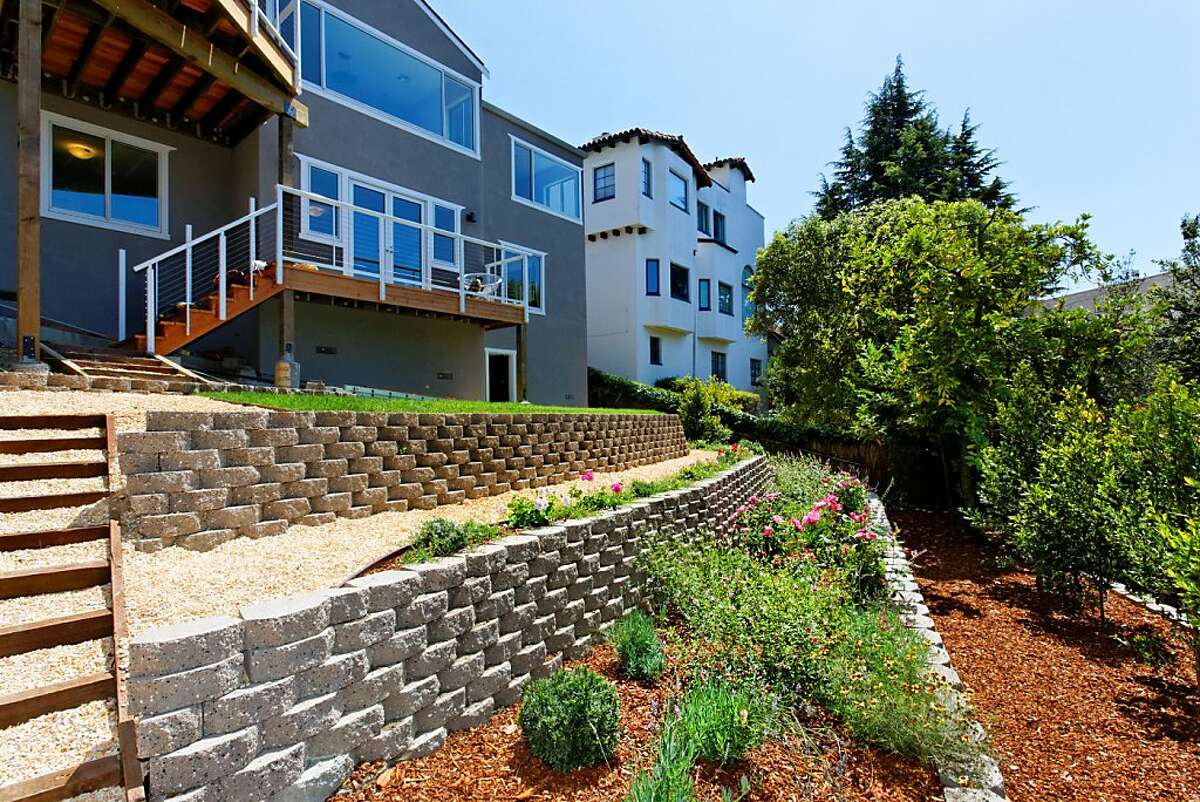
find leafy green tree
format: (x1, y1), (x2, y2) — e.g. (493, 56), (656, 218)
(751, 197), (1116, 500)
(815, 57), (1014, 217)
(1155, 213), (1200, 381)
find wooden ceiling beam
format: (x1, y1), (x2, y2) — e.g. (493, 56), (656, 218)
(198, 86), (240, 129)
(140, 53), (184, 109)
(101, 37), (145, 100)
(40, 0), (65, 47)
(90, 0), (306, 125)
(168, 70), (213, 120)
(65, 10), (115, 95)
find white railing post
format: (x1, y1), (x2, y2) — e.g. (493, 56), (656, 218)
(275, 184), (284, 283)
(251, 0), (259, 36)
(145, 264), (156, 354)
(523, 255), (530, 322)
(117, 249), (126, 341)
(218, 231), (228, 320)
(184, 224), (193, 335)
(378, 212), (386, 301)
(248, 197), (257, 301)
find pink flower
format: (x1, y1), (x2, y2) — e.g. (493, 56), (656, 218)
(763, 526), (774, 538)
(772, 515), (784, 525)
(581, 471), (594, 481)
(611, 482), (623, 493)
(790, 517), (803, 529)
(849, 511), (867, 524)
(801, 509), (822, 528)
(748, 495), (759, 505)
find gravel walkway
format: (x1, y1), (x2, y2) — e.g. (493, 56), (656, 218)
(0, 390), (243, 432)
(124, 450), (717, 634)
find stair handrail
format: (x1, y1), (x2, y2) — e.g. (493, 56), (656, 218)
(129, 202), (277, 274)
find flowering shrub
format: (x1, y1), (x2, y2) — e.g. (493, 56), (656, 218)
(717, 466), (885, 602)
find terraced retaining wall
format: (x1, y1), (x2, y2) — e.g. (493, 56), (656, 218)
(116, 410), (689, 552)
(126, 454), (772, 802)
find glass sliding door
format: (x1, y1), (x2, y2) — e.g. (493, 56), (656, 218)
(351, 183), (386, 279)
(391, 196), (423, 286)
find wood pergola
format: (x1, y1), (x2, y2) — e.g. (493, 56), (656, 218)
(3, 0), (306, 366)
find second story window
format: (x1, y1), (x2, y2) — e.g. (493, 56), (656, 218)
(645, 259), (660, 296)
(649, 335), (662, 366)
(670, 263), (689, 302)
(593, 163), (615, 202)
(718, 282), (734, 315)
(298, 2), (478, 154)
(713, 211), (726, 243)
(668, 170), (688, 212)
(750, 358), (763, 386)
(698, 279), (711, 311)
(697, 201), (711, 235)
(512, 137), (582, 222)
(641, 158), (652, 197)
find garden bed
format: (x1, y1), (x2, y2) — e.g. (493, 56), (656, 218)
(899, 509), (1200, 802)
(331, 642), (940, 802)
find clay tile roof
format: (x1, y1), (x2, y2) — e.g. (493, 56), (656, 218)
(703, 157), (755, 183)
(581, 128), (713, 188)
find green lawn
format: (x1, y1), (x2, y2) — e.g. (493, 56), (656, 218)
(203, 390), (659, 416)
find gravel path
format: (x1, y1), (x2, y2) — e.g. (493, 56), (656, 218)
(0, 390), (243, 432)
(124, 449), (717, 634)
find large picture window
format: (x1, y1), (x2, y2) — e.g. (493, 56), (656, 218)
(42, 113), (172, 238)
(299, 1), (478, 154)
(512, 137), (582, 222)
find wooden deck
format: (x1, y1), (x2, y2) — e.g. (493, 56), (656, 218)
(284, 265), (526, 329)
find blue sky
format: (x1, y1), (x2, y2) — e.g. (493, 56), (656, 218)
(434, 0), (1198, 285)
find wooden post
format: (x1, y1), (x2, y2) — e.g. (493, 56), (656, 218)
(515, 324), (528, 402)
(15, 0), (42, 367)
(274, 115), (298, 388)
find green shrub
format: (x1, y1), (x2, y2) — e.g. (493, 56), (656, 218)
(657, 376), (761, 415)
(608, 610), (665, 681)
(1162, 504), (1200, 684)
(676, 679), (772, 766)
(518, 667), (621, 771)
(405, 519), (501, 563)
(678, 379), (732, 444)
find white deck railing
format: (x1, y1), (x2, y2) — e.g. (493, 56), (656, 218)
(123, 185), (531, 354)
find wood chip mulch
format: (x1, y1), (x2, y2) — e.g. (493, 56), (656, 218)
(895, 509), (1200, 802)
(333, 644), (940, 802)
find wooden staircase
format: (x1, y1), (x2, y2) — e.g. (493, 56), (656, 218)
(45, 346), (214, 392)
(134, 269), (284, 356)
(0, 415), (144, 802)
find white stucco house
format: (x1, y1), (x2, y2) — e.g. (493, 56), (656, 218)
(581, 129), (768, 396)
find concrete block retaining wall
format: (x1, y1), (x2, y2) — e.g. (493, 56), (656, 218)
(117, 411), (689, 552)
(127, 454), (772, 802)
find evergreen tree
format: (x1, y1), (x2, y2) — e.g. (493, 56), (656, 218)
(1156, 214), (1200, 381)
(816, 57), (1014, 217)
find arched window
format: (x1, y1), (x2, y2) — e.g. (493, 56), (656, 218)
(741, 266), (755, 321)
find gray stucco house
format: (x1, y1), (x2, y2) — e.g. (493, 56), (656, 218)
(1, 0), (588, 405)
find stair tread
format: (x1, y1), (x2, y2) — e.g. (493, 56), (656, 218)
(0, 608), (114, 659)
(0, 560), (111, 600)
(0, 526), (110, 552)
(0, 671), (115, 730)
(0, 437), (107, 455)
(0, 461), (108, 482)
(0, 491), (110, 514)
(0, 753), (121, 802)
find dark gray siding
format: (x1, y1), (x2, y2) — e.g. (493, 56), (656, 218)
(0, 88), (242, 337)
(479, 107), (588, 406)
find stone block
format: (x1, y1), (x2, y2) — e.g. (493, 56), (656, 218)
(249, 520), (290, 540)
(160, 450), (222, 471)
(295, 650), (368, 699)
(467, 662), (510, 703)
(355, 718), (413, 762)
(210, 743), (304, 802)
(476, 588), (515, 620)
(146, 412), (213, 432)
(413, 688), (465, 732)
(230, 483), (284, 506)
(346, 569), (421, 612)
(203, 677), (296, 736)
(334, 609), (395, 653)
(261, 692), (340, 747)
(136, 705), (202, 759)
(241, 593), (331, 649)
(384, 675), (440, 720)
(408, 556), (467, 593)
(368, 626), (428, 668)
(263, 497), (312, 521)
(138, 512), (201, 539)
(148, 726), (258, 795)
(119, 430), (189, 455)
(129, 616), (243, 677)
(428, 606), (475, 642)
(260, 463), (306, 483)
(448, 697), (494, 732)
(438, 652), (485, 691)
(510, 642), (547, 675)
(458, 619), (499, 655)
(199, 466), (260, 489)
(403, 727), (446, 759)
(267, 755), (352, 802)
(192, 429), (250, 450)
(494, 673), (530, 708)
(299, 426), (341, 445)
(249, 427), (299, 447)
(404, 639), (457, 680)
(213, 410), (269, 430)
(176, 529), (239, 552)
(325, 587), (369, 625)
(338, 663), (405, 711)
(449, 575), (492, 608)
(396, 591), (449, 628)
(307, 705), (384, 757)
(462, 543), (507, 576)
(246, 629), (333, 683)
(311, 492), (353, 513)
(127, 471), (195, 495)
(170, 488), (230, 513)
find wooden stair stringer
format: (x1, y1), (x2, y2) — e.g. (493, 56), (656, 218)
(134, 272), (284, 355)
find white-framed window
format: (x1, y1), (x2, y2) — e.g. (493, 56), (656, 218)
(499, 240), (547, 315)
(668, 169), (688, 212)
(511, 135), (582, 223)
(40, 112), (173, 239)
(296, 154), (463, 276)
(297, 0), (480, 157)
